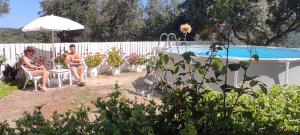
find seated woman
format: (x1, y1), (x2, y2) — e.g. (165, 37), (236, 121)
(22, 46), (50, 91)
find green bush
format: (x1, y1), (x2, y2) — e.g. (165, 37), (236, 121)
(233, 85), (300, 134)
(1, 84), (299, 134)
(0, 82), (17, 99)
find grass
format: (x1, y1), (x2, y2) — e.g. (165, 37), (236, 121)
(0, 82), (18, 99)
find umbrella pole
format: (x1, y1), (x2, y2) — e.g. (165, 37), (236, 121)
(52, 30), (55, 68)
(52, 31), (54, 43)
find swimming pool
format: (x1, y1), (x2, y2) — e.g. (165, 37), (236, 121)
(165, 45), (300, 86)
(167, 46), (300, 61)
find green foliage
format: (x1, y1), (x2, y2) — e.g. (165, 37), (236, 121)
(1, 0), (300, 44)
(0, 0), (9, 16)
(95, 0), (145, 41)
(127, 54), (144, 65)
(54, 51), (68, 68)
(0, 81), (17, 99)
(0, 28), (50, 43)
(1, 85), (300, 134)
(40, 0), (145, 42)
(142, 0), (181, 40)
(40, 0), (97, 42)
(209, 0), (300, 45)
(0, 54), (6, 65)
(107, 48), (125, 67)
(85, 53), (103, 68)
(180, 0), (213, 39)
(38, 0), (182, 42)
(233, 85), (300, 134)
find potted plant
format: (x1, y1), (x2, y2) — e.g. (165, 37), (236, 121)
(107, 48), (124, 76)
(54, 51), (68, 69)
(126, 54), (144, 72)
(0, 55), (6, 65)
(0, 55), (6, 77)
(85, 53), (103, 76)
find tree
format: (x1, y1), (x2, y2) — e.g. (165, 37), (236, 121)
(40, 0), (145, 42)
(0, 0), (9, 16)
(179, 0), (213, 40)
(143, 0), (181, 40)
(40, 0), (98, 42)
(93, 0), (144, 41)
(209, 0), (300, 46)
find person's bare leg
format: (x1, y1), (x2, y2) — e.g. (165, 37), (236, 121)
(70, 66), (80, 81)
(78, 65), (84, 82)
(41, 70), (49, 89)
(30, 70), (47, 91)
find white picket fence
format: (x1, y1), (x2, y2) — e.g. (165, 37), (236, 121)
(0, 41), (205, 74)
(0, 42), (157, 66)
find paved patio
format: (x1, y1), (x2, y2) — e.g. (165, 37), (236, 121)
(0, 72), (158, 127)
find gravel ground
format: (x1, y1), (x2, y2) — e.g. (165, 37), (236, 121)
(0, 72), (159, 127)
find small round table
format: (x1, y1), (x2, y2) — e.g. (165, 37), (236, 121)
(49, 69), (71, 87)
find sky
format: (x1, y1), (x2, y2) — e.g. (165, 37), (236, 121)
(0, 0), (148, 29)
(0, 0), (42, 28)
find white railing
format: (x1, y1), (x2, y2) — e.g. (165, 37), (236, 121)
(0, 42), (158, 66)
(0, 41), (206, 74)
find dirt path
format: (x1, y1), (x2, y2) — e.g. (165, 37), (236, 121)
(0, 72), (155, 126)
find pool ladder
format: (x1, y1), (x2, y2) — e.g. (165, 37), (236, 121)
(144, 33), (180, 95)
(157, 33), (179, 54)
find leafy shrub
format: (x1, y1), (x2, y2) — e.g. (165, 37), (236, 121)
(1, 85), (299, 134)
(0, 55), (6, 65)
(233, 85), (300, 134)
(54, 51), (68, 68)
(85, 53), (104, 68)
(126, 53), (144, 65)
(107, 48), (125, 67)
(0, 82), (17, 99)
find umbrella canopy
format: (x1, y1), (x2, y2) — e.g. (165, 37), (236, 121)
(22, 14), (84, 32)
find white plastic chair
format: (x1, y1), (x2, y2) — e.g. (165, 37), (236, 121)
(68, 59), (88, 84)
(21, 65), (50, 91)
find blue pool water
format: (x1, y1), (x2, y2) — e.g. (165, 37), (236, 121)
(167, 46), (300, 60)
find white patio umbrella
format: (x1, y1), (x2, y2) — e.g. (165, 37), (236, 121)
(22, 14), (85, 67)
(22, 14), (84, 43)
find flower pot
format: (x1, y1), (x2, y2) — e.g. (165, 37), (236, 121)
(141, 65), (147, 70)
(88, 67), (98, 77)
(136, 65), (143, 72)
(129, 64), (137, 72)
(98, 62), (110, 73)
(54, 64), (63, 69)
(111, 67), (121, 76)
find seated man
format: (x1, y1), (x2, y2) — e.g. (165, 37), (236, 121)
(65, 44), (85, 87)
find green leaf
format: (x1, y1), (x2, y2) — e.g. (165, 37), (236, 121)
(181, 64), (186, 70)
(188, 79), (198, 84)
(228, 63), (240, 71)
(245, 76), (258, 81)
(210, 77), (217, 83)
(163, 54), (169, 64)
(182, 51), (196, 62)
(239, 61), (249, 70)
(179, 73), (187, 76)
(259, 84), (268, 94)
(198, 66), (206, 74)
(221, 84), (234, 92)
(175, 66), (180, 74)
(252, 54), (259, 61)
(250, 80), (259, 87)
(212, 59), (222, 70)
